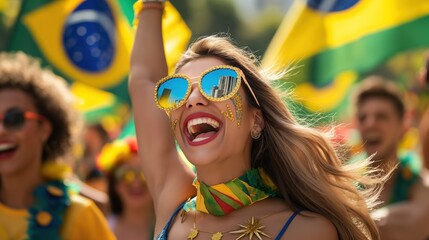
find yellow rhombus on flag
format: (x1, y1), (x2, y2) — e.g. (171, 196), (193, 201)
(9, 0), (191, 102)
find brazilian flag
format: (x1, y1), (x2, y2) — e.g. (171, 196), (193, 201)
(6, 0), (190, 103)
(7, 0), (133, 101)
(263, 0), (429, 123)
(6, 0), (190, 126)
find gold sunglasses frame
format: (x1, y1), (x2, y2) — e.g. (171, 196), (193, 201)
(154, 65), (260, 111)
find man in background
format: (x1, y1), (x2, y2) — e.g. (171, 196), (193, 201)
(354, 76), (429, 240)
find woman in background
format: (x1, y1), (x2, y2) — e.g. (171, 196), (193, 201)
(98, 137), (155, 240)
(0, 52), (114, 240)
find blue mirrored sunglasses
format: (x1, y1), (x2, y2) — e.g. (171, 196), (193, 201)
(154, 65), (260, 111)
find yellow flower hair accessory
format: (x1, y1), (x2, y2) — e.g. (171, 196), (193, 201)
(97, 138), (138, 174)
(41, 161), (72, 180)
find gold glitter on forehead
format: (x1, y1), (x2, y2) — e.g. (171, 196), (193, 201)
(232, 94), (243, 127)
(221, 104), (235, 123)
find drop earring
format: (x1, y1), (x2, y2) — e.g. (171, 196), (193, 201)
(251, 124), (261, 139)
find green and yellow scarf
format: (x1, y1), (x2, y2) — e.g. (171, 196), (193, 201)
(183, 168), (279, 216)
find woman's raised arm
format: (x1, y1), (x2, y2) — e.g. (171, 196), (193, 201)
(128, 2), (195, 233)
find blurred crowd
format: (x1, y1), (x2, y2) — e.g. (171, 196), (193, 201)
(0, 50), (428, 240)
(1, 6), (429, 240)
(0, 52), (154, 240)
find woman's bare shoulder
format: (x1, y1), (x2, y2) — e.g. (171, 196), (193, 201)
(247, 199), (338, 239)
(282, 210), (338, 240)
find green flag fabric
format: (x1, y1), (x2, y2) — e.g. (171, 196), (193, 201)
(263, 0), (429, 123)
(8, 0), (133, 101)
(6, 0), (191, 133)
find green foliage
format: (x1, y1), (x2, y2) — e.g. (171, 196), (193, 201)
(171, 0), (240, 39)
(0, 0), (22, 51)
(170, 0), (283, 58)
(238, 6), (284, 58)
(0, 13), (6, 51)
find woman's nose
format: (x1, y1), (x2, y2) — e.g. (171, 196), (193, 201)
(363, 116), (376, 129)
(186, 86), (209, 108)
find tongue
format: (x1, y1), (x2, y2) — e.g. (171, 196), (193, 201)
(0, 148), (16, 154)
(0, 148), (17, 158)
(193, 131), (216, 142)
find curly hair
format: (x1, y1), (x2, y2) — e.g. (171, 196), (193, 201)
(0, 52), (80, 162)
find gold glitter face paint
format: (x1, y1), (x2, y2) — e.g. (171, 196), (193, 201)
(231, 94), (243, 127)
(170, 118), (178, 132)
(221, 104), (234, 123)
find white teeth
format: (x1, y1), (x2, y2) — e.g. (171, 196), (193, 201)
(192, 136), (210, 142)
(0, 143), (16, 152)
(187, 117), (220, 135)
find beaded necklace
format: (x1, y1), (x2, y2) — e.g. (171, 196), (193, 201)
(0, 161), (73, 240)
(27, 180), (72, 240)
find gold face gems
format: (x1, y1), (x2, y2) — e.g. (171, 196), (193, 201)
(221, 104), (234, 123)
(231, 94), (243, 127)
(170, 118), (178, 132)
(221, 94), (243, 127)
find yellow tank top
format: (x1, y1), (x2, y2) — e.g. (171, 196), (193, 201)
(0, 194), (115, 240)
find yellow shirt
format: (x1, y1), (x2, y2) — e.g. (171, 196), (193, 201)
(0, 194), (115, 240)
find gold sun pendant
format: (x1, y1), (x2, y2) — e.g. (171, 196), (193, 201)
(188, 227), (199, 240)
(229, 217), (271, 240)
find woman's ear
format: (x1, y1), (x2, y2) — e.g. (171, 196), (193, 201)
(253, 109), (265, 130)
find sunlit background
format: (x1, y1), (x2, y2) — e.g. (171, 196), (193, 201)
(1, 0), (428, 159)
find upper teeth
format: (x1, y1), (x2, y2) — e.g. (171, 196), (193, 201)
(0, 143), (16, 151)
(187, 117), (220, 135)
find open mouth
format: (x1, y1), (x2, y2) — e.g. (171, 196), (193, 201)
(127, 186), (145, 197)
(186, 117), (221, 143)
(0, 143), (18, 157)
(364, 132), (382, 147)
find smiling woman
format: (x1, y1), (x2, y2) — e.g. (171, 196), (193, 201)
(0, 52), (115, 240)
(129, 1), (385, 239)
(97, 137), (155, 240)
